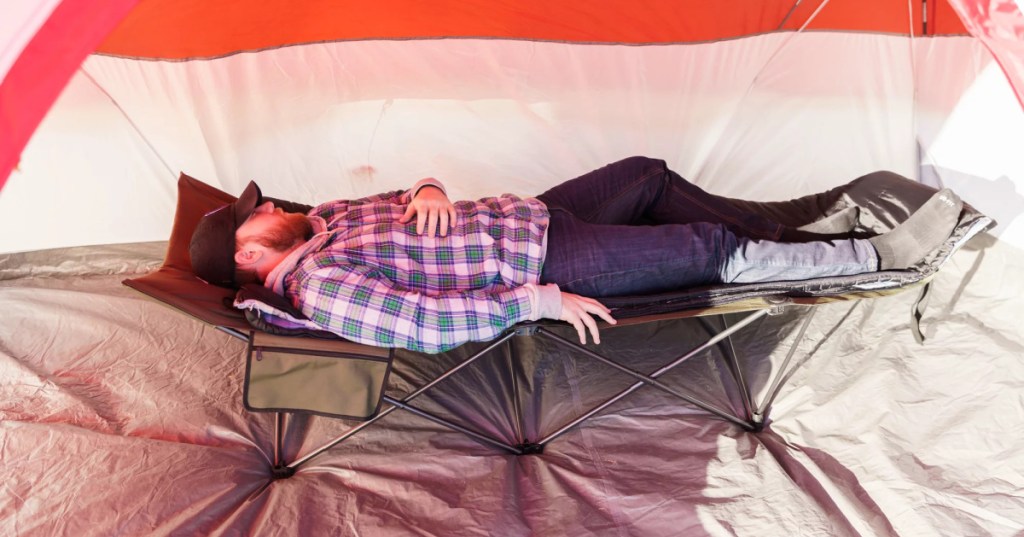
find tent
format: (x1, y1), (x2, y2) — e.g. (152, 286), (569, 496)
(2, 1), (1023, 535)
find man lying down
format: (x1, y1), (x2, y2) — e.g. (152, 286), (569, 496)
(189, 156), (962, 354)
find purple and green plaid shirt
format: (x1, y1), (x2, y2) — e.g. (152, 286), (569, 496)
(282, 189), (550, 353)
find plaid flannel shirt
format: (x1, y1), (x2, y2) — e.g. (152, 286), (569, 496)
(281, 189), (550, 353)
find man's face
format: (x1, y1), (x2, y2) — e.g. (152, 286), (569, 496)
(236, 201), (310, 251)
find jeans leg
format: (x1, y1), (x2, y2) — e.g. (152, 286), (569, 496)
(536, 155), (784, 239)
(721, 238), (879, 283)
(540, 209), (879, 297)
(540, 209), (729, 296)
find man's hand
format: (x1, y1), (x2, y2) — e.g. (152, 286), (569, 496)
(560, 292), (617, 345)
(400, 185), (457, 238)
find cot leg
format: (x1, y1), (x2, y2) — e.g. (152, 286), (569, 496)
(269, 412), (296, 479)
(505, 332), (548, 455)
(722, 316), (757, 425)
(507, 336), (527, 448)
(697, 316), (756, 425)
(243, 414), (296, 502)
(273, 412), (284, 467)
(755, 306), (819, 426)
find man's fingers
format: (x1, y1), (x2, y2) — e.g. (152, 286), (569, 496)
(439, 210), (450, 237)
(416, 211), (426, 235)
(561, 301), (593, 345)
(427, 210), (438, 238)
(400, 205), (415, 224)
(579, 308), (601, 344)
(568, 295), (616, 325)
(583, 301), (617, 325)
(595, 308), (617, 325)
(448, 206), (458, 229)
(402, 201), (458, 237)
(569, 312), (587, 345)
(558, 294), (616, 346)
(575, 296), (615, 325)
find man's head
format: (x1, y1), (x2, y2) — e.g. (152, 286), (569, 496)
(189, 181), (312, 287)
(233, 201), (312, 284)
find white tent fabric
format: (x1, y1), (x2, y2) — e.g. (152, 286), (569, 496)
(2, 2), (1024, 535)
(2, 33), (1023, 252)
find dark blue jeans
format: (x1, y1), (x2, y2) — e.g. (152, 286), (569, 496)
(537, 156), (877, 297)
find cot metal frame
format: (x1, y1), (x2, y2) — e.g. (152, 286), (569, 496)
(236, 296), (825, 499)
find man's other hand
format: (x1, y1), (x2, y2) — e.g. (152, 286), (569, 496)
(400, 185), (457, 238)
(560, 292), (617, 345)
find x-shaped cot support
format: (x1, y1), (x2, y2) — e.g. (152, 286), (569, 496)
(242, 296), (823, 498)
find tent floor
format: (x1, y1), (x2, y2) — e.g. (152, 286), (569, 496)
(2, 237), (1023, 536)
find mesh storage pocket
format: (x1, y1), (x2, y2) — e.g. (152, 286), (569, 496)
(244, 332), (393, 420)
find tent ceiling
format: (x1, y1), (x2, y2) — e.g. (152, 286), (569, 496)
(97, 0), (968, 60)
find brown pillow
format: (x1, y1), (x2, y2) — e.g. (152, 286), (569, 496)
(123, 173), (246, 330)
(163, 172), (236, 272)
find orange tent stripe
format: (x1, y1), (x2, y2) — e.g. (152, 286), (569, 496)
(98, 0), (968, 60)
(932, 0), (971, 34)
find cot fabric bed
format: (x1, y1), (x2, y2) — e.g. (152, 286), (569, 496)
(122, 171), (992, 485)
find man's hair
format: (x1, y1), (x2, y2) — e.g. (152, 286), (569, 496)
(234, 213), (313, 285)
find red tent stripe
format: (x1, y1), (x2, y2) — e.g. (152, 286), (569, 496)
(0, 0), (139, 192)
(946, 0), (1024, 110)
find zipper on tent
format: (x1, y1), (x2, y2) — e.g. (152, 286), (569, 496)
(923, 0), (929, 35)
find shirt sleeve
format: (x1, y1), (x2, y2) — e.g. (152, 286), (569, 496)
(292, 265), (534, 354)
(308, 178), (447, 223)
(401, 178), (447, 203)
(310, 190), (406, 222)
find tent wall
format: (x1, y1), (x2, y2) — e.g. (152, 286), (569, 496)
(4, 0), (1021, 195)
(2, 32), (1022, 253)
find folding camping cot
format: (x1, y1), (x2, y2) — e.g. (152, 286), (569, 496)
(123, 170), (992, 491)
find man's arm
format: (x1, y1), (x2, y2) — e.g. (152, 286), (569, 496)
(295, 266), (535, 354)
(294, 266), (615, 353)
(310, 190), (406, 222)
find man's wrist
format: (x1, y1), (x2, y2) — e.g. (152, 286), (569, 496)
(409, 178), (447, 200)
(524, 283), (562, 321)
(414, 184), (444, 198)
